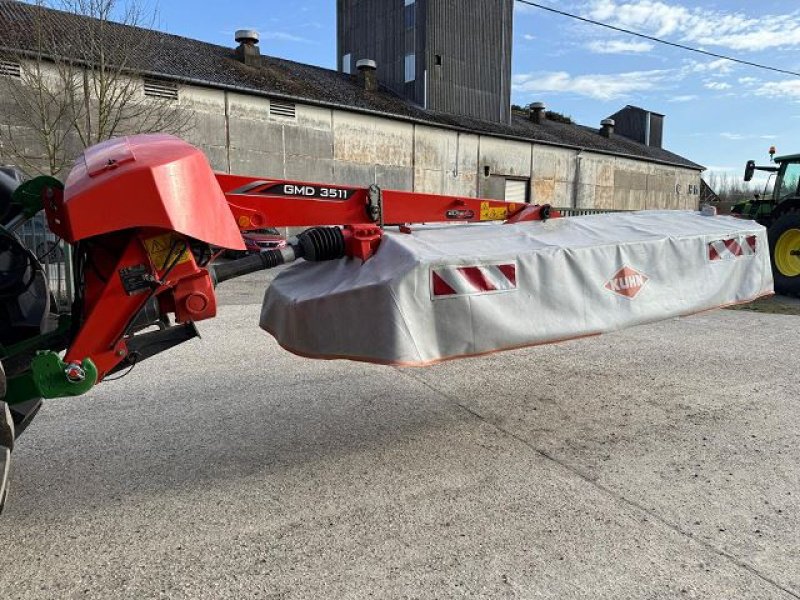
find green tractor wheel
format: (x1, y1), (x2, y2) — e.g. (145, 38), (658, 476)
(769, 210), (800, 297)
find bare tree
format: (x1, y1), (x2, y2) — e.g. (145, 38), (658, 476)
(702, 169), (772, 213)
(0, 1), (79, 176)
(0, 0), (193, 177)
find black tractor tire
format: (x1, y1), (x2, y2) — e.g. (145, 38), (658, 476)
(768, 209), (800, 298)
(0, 400), (12, 516)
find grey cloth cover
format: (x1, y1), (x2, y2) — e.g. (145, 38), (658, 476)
(260, 212), (773, 365)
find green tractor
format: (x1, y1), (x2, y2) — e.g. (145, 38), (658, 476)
(732, 149), (800, 297)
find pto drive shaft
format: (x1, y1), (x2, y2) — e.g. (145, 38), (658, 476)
(210, 226), (346, 285)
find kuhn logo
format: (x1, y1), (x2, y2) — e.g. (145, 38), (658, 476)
(605, 266), (649, 299)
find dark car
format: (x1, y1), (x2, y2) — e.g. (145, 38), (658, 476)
(225, 227), (286, 259)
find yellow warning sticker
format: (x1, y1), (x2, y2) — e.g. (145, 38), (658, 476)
(480, 201), (508, 221)
(142, 234), (191, 269)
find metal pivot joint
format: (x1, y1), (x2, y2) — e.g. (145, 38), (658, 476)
(367, 184), (383, 227)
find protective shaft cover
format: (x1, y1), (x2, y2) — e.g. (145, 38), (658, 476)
(57, 134), (244, 249)
(261, 212), (773, 365)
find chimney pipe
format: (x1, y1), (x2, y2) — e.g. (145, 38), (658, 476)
(356, 59), (378, 91)
(529, 102), (546, 124)
(235, 29), (260, 66)
(600, 118), (615, 138)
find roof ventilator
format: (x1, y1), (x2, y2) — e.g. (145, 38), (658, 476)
(529, 102), (546, 124)
(356, 59), (378, 92)
(600, 119), (615, 138)
(235, 29), (261, 67)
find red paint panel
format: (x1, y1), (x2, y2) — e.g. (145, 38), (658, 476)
(63, 134), (244, 249)
(458, 266), (496, 292)
(432, 272), (457, 297)
(497, 263), (517, 285)
(724, 238), (743, 256)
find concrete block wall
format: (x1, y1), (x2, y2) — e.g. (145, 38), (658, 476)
(332, 111), (413, 189)
(181, 86), (227, 172)
(180, 84), (701, 212)
(0, 69), (702, 210)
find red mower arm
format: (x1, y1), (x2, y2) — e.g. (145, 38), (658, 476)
(46, 134), (557, 383)
(217, 175), (547, 230)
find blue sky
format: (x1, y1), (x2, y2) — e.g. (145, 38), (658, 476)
(153, 0), (800, 183)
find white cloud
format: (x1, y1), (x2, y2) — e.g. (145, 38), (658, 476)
(523, 33), (536, 41)
(512, 69), (668, 101)
(586, 39), (654, 54)
(585, 0), (800, 51)
(755, 79), (800, 100)
(689, 59), (735, 75)
(668, 94), (697, 103)
(262, 31), (312, 43)
(511, 49), (789, 105)
(703, 165), (741, 172)
(720, 132), (778, 141)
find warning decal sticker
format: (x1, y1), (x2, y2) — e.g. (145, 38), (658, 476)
(431, 263), (517, 299)
(142, 234), (191, 269)
(708, 235), (757, 261)
(479, 201), (509, 221)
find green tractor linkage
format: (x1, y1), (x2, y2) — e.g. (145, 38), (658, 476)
(0, 175), (100, 512)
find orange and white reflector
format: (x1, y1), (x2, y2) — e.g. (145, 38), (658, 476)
(708, 235), (757, 261)
(431, 263), (517, 299)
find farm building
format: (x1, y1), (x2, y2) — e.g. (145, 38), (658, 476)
(0, 1), (703, 211)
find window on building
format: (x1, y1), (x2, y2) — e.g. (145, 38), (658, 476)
(404, 53), (415, 83)
(342, 53), (351, 74)
(434, 54), (442, 66)
(504, 179), (529, 203)
(404, 1), (415, 29)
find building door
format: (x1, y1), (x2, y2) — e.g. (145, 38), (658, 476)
(504, 179), (529, 203)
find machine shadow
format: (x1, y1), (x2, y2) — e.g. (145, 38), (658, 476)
(7, 369), (476, 517)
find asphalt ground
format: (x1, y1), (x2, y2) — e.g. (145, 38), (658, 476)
(726, 294), (800, 316)
(1, 269), (799, 599)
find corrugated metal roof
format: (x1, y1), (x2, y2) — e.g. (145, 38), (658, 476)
(0, 0), (704, 170)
